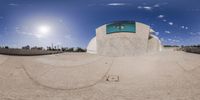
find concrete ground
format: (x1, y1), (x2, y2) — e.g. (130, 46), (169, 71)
(0, 49), (200, 100)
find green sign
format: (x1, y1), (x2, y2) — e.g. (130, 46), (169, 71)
(106, 21), (136, 34)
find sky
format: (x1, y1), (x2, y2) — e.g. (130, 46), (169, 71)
(0, 0), (200, 48)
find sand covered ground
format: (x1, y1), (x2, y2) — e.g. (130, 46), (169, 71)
(0, 50), (200, 100)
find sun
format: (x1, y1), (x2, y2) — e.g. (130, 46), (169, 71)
(35, 25), (51, 38)
(38, 25), (50, 34)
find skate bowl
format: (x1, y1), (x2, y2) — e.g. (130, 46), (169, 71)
(0, 55), (8, 64)
(1, 50), (200, 100)
(21, 53), (113, 90)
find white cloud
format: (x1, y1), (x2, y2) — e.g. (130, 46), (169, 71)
(174, 40), (180, 42)
(137, 3), (163, 11)
(160, 38), (165, 42)
(64, 34), (72, 40)
(137, 6), (143, 9)
(168, 38), (172, 41)
(143, 6), (152, 10)
(190, 32), (195, 35)
(155, 32), (159, 35)
(8, 3), (19, 6)
(168, 39), (180, 43)
(190, 32), (200, 36)
(181, 26), (188, 30)
(165, 31), (171, 34)
(20, 31), (35, 37)
(181, 26), (185, 29)
(16, 28), (44, 38)
(158, 15), (164, 18)
(168, 22), (173, 25)
(107, 3), (126, 6)
(154, 4), (160, 7)
(15, 27), (20, 30)
(137, 6), (152, 10)
(163, 19), (167, 22)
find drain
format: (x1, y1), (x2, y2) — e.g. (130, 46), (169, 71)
(106, 75), (119, 82)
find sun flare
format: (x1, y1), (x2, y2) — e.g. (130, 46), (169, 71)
(35, 25), (51, 38)
(38, 25), (50, 34)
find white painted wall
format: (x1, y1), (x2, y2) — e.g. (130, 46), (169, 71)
(87, 22), (162, 57)
(95, 22), (150, 56)
(86, 37), (97, 54)
(148, 34), (162, 53)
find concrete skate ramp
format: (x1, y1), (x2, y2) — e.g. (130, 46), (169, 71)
(1, 51), (200, 100)
(176, 52), (200, 71)
(99, 36), (147, 57)
(21, 53), (113, 90)
(96, 22), (150, 57)
(148, 34), (162, 53)
(0, 55), (8, 64)
(87, 22), (163, 57)
(35, 53), (102, 66)
(87, 37), (97, 54)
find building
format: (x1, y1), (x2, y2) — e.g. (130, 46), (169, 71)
(22, 45), (30, 50)
(31, 46), (43, 50)
(87, 21), (162, 56)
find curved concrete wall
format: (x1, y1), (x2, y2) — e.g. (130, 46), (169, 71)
(147, 34), (162, 53)
(96, 22), (150, 56)
(87, 37), (97, 54)
(87, 21), (162, 57)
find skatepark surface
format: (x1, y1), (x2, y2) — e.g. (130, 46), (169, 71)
(0, 49), (200, 100)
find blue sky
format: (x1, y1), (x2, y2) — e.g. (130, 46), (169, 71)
(0, 0), (200, 48)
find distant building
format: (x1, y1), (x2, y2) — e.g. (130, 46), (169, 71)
(22, 45), (30, 50)
(73, 47), (86, 52)
(87, 21), (162, 56)
(31, 47), (43, 50)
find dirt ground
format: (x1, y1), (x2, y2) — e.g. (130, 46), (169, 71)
(0, 49), (200, 100)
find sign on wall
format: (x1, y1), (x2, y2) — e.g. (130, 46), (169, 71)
(106, 21), (136, 34)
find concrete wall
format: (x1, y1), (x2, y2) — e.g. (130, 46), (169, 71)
(87, 37), (97, 54)
(87, 21), (162, 57)
(147, 34), (162, 53)
(95, 22), (150, 57)
(0, 48), (63, 56)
